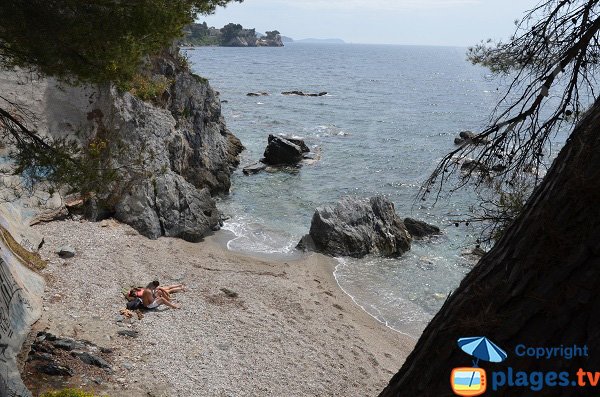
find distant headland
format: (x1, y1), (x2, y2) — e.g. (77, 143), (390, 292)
(180, 22), (284, 47)
(179, 22), (347, 47)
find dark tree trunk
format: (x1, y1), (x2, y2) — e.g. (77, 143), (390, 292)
(380, 99), (600, 397)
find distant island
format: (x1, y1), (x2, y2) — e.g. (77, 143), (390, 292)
(180, 22), (284, 47)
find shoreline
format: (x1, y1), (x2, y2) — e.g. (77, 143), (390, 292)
(24, 219), (415, 396)
(217, 228), (420, 340)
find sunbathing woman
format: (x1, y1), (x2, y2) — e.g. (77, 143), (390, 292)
(129, 287), (180, 309)
(145, 281), (187, 301)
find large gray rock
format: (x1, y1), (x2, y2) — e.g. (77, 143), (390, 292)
(298, 196), (412, 258)
(115, 173), (218, 242)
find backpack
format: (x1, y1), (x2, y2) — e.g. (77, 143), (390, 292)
(126, 297), (143, 310)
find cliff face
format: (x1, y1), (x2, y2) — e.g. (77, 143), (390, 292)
(0, 206), (44, 397)
(0, 51), (243, 242)
(108, 54), (243, 241)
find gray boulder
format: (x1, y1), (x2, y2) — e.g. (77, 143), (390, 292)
(459, 130), (476, 140)
(461, 159), (489, 173)
(115, 174), (218, 242)
(262, 134), (304, 165)
(455, 130), (490, 146)
(71, 351), (111, 370)
(403, 218), (441, 238)
(243, 162), (267, 175)
(298, 196), (412, 258)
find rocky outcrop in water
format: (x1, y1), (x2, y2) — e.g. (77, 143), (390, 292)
(297, 196), (412, 258)
(454, 130), (490, 146)
(282, 91), (328, 97)
(403, 218), (441, 238)
(262, 134), (308, 165)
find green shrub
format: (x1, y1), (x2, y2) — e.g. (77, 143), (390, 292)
(118, 73), (172, 102)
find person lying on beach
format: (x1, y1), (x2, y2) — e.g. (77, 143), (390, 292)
(145, 281), (187, 301)
(128, 287), (180, 310)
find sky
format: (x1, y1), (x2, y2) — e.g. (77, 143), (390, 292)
(201, 0), (541, 46)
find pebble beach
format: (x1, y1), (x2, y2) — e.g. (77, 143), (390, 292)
(25, 219), (415, 396)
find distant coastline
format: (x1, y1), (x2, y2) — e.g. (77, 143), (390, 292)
(180, 22), (284, 47)
(179, 22), (347, 47)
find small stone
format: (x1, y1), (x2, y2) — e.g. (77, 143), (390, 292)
(242, 162), (267, 175)
(71, 351), (111, 369)
(36, 363), (74, 377)
(117, 330), (139, 338)
(220, 288), (238, 298)
(53, 338), (84, 351)
(27, 352), (54, 362)
(56, 246), (76, 258)
(122, 362), (134, 370)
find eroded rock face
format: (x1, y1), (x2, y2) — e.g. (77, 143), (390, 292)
(0, 209), (44, 397)
(0, 51), (243, 241)
(298, 196), (412, 258)
(115, 174), (218, 242)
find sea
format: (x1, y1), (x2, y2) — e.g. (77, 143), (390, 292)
(184, 43), (560, 338)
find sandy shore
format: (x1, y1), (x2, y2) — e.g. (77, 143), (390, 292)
(25, 219), (414, 396)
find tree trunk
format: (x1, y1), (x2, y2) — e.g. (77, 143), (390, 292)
(380, 99), (600, 396)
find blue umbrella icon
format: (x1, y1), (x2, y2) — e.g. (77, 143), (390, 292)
(458, 336), (508, 367)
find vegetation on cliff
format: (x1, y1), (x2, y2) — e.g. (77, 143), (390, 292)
(0, 0), (242, 218)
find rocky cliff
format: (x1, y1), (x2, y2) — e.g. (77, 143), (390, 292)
(0, 206), (45, 397)
(0, 51), (243, 242)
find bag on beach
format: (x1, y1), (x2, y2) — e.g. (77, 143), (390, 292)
(126, 297), (143, 310)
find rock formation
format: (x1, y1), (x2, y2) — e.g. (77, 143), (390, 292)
(298, 196), (412, 258)
(282, 91), (328, 97)
(0, 206), (45, 397)
(403, 218), (441, 238)
(454, 130), (490, 145)
(0, 51), (244, 242)
(262, 134), (309, 166)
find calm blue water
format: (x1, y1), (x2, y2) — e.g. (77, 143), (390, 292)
(185, 43), (525, 336)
